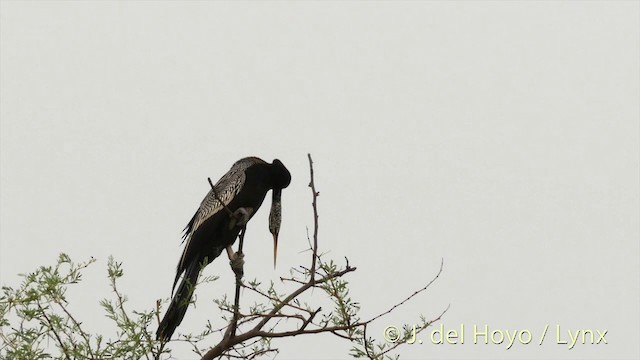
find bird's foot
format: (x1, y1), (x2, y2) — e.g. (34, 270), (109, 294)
(229, 251), (244, 278)
(229, 207), (254, 229)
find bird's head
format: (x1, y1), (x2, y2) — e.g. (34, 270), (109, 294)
(269, 159), (291, 268)
(270, 159), (291, 189)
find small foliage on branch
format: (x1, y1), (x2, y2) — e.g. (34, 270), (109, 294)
(0, 254), (160, 360)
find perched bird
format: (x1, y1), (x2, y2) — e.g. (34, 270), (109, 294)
(156, 157), (291, 341)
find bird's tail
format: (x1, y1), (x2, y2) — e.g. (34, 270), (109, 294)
(156, 262), (200, 341)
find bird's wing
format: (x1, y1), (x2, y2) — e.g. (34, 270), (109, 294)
(186, 157), (265, 236)
(173, 157), (266, 292)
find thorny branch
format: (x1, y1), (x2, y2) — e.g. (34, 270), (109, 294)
(193, 154), (447, 360)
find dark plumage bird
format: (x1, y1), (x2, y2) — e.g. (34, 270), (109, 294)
(156, 157), (291, 341)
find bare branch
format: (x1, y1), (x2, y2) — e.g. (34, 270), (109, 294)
(379, 304), (450, 357)
(207, 177), (234, 217)
(307, 153), (320, 282)
(208, 176), (247, 341)
(365, 258), (445, 325)
(224, 226), (246, 342)
(195, 154), (445, 360)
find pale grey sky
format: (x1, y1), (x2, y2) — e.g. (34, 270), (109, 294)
(1, 1), (638, 359)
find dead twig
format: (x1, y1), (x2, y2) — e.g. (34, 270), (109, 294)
(208, 177), (234, 217)
(307, 154), (320, 281)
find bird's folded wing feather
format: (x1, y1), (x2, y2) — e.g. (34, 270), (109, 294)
(173, 157), (266, 291)
(187, 157), (264, 236)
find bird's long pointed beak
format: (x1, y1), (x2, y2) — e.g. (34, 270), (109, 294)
(273, 233), (278, 269)
(269, 188), (282, 270)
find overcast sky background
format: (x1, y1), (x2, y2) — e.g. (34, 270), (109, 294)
(1, 2), (638, 359)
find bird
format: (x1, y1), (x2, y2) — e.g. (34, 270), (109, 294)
(156, 156), (291, 341)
